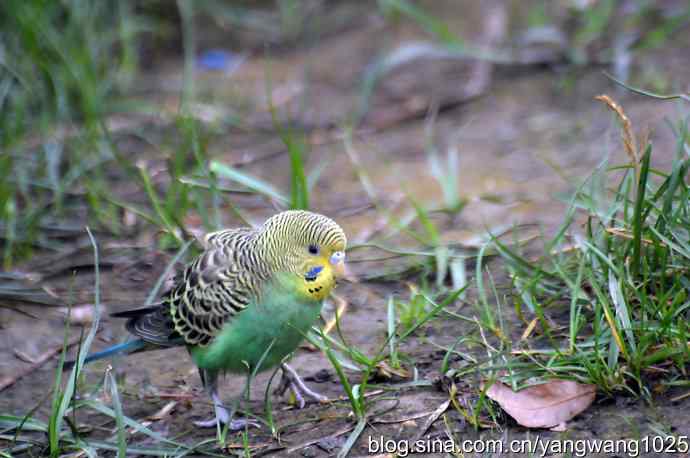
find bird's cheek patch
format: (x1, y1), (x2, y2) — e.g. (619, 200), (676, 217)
(304, 265), (324, 282)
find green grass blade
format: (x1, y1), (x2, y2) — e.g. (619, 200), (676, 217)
(285, 132), (309, 210)
(48, 228), (102, 456)
(337, 417), (367, 458)
(106, 371), (127, 457)
(632, 145), (652, 277)
(379, 0), (462, 46)
(604, 71), (690, 103)
(145, 239), (193, 305)
(320, 329), (361, 418)
(210, 161), (288, 204)
(399, 285), (467, 341)
(386, 296), (399, 368)
(75, 400), (188, 449)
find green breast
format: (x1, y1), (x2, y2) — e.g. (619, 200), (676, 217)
(189, 273), (323, 373)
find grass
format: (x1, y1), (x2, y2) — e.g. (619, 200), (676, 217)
(48, 228), (101, 457)
(1, 231), (233, 456)
(1, 0), (687, 266)
(452, 97), (690, 400)
(305, 285), (466, 457)
(0, 0), (163, 266)
(367, 0), (690, 101)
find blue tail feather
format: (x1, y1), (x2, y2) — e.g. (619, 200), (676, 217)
(64, 339), (146, 370)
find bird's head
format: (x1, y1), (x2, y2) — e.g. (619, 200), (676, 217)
(258, 211), (347, 298)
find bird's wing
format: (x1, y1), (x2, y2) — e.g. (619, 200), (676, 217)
(121, 305), (184, 347)
(115, 250), (250, 348)
(203, 227), (252, 250)
(118, 228), (258, 348)
(168, 231), (259, 346)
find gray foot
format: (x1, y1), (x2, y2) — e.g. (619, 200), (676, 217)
(193, 416), (259, 430)
(194, 391), (260, 430)
(276, 363), (328, 408)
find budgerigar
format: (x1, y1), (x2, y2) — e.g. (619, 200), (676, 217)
(70, 210), (347, 429)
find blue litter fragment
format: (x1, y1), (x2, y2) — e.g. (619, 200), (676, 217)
(197, 49), (246, 73)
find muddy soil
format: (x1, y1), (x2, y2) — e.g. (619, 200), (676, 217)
(2, 1), (690, 457)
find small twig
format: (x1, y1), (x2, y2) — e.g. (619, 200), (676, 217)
(285, 424), (355, 454)
(13, 349), (39, 364)
(372, 401), (449, 425)
(0, 334), (86, 392)
(670, 391), (690, 403)
(144, 392), (195, 400)
(411, 399), (450, 442)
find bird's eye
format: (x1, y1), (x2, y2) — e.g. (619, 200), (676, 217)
(308, 244), (319, 255)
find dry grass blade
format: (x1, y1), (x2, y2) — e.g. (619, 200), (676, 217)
(323, 294), (348, 335)
(605, 227), (654, 245)
(520, 318), (539, 341)
(594, 94), (639, 180)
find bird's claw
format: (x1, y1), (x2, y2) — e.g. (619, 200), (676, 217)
(194, 391), (260, 430)
(193, 417), (259, 430)
(275, 363), (328, 408)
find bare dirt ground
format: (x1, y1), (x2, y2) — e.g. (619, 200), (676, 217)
(2, 1), (690, 457)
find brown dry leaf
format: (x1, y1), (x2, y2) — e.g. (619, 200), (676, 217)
(486, 380), (596, 430)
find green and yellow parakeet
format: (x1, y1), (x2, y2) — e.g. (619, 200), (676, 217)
(71, 210), (347, 429)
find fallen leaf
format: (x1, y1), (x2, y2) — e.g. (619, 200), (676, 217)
(375, 360), (410, 380)
(485, 380), (596, 429)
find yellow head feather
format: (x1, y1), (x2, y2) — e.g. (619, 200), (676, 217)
(257, 210), (347, 300)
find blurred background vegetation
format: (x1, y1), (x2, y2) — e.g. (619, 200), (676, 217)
(1, 0), (688, 268)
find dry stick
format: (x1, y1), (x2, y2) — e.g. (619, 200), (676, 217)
(286, 400), (453, 454)
(0, 334), (85, 392)
(286, 424), (356, 454)
(411, 399), (451, 443)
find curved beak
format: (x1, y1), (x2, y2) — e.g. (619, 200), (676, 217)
(329, 251), (355, 282)
(332, 260), (348, 278)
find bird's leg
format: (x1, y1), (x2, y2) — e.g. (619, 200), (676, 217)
(194, 370), (259, 430)
(275, 363), (328, 408)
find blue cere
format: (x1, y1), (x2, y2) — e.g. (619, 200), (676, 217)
(305, 265), (324, 281)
